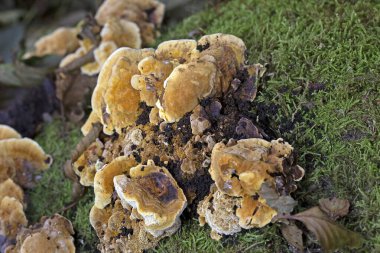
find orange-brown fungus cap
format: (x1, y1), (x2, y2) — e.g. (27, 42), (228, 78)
(114, 160), (186, 237)
(94, 156), (137, 209)
(236, 195), (277, 229)
(209, 138), (293, 197)
(90, 47), (154, 134)
(8, 214), (75, 253)
(0, 178), (23, 204)
(73, 139), (104, 186)
(95, 0), (164, 46)
(0, 196), (27, 239)
(155, 39), (196, 63)
(131, 56), (173, 106)
(90, 200), (165, 253)
(195, 33), (246, 66)
(157, 59), (218, 122)
(101, 19), (141, 48)
(81, 111), (101, 136)
(156, 34), (248, 122)
(24, 27), (79, 59)
(0, 138), (52, 186)
(0, 125), (21, 140)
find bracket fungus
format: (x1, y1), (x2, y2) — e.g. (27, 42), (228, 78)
(209, 138), (296, 197)
(0, 125), (55, 249)
(114, 160), (187, 237)
(23, 27), (79, 59)
(83, 33), (250, 135)
(59, 0), (165, 77)
(0, 125), (21, 140)
(73, 139), (104, 186)
(94, 156), (138, 209)
(0, 178), (24, 204)
(69, 33), (305, 249)
(156, 34), (246, 122)
(90, 200), (165, 253)
(95, 0), (164, 45)
(198, 138), (304, 239)
(0, 197), (27, 239)
(90, 47), (154, 134)
(6, 214), (75, 253)
(88, 160), (186, 252)
(155, 39), (196, 63)
(198, 185), (241, 239)
(0, 126), (52, 188)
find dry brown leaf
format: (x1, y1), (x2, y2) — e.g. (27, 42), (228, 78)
(56, 70), (97, 122)
(290, 207), (364, 252)
(318, 197), (350, 220)
(281, 224), (304, 252)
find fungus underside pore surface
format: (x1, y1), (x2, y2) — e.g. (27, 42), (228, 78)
(29, 0), (379, 252)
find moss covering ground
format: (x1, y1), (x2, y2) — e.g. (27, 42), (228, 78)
(28, 0), (379, 252)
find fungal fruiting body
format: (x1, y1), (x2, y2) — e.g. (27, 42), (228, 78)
(85, 33), (249, 135)
(0, 125), (57, 250)
(59, 0), (165, 76)
(5, 214), (75, 253)
(113, 160), (187, 237)
(90, 159), (186, 252)
(70, 33), (304, 250)
(23, 27), (79, 59)
(198, 138), (304, 239)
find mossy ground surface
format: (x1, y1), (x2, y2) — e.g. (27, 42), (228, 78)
(28, 0), (379, 252)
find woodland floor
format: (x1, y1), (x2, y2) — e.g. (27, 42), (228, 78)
(27, 0), (379, 252)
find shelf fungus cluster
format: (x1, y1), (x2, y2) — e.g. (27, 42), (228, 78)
(0, 124), (52, 188)
(5, 214), (75, 253)
(61, 0), (164, 77)
(0, 125), (75, 252)
(68, 33), (305, 251)
(25, 0), (164, 76)
(89, 158), (186, 252)
(198, 138), (304, 240)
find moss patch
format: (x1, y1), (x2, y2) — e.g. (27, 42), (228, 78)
(26, 120), (98, 252)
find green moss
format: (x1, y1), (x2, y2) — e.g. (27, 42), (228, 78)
(29, 0), (379, 252)
(152, 220), (283, 253)
(26, 120), (97, 251)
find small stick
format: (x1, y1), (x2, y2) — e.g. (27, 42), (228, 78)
(56, 47), (96, 74)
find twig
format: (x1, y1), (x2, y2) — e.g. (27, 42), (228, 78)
(56, 46), (96, 74)
(242, 241), (267, 252)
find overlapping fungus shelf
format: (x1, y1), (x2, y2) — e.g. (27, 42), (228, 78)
(69, 33), (305, 252)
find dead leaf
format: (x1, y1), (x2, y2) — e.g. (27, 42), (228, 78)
(290, 207), (364, 252)
(56, 70), (97, 122)
(281, 224), (304, 252)
(319, 197), (350, 220)
(23, 54), (63, 68)
(0, 63), (50, 87)
(259, 181), (297, 214)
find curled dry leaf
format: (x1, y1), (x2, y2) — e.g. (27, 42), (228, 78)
(281, 224), (304, 252)
(55, 70), (98, 122)
(289, 207), (364, 252)
(318, 197), (350, 220)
